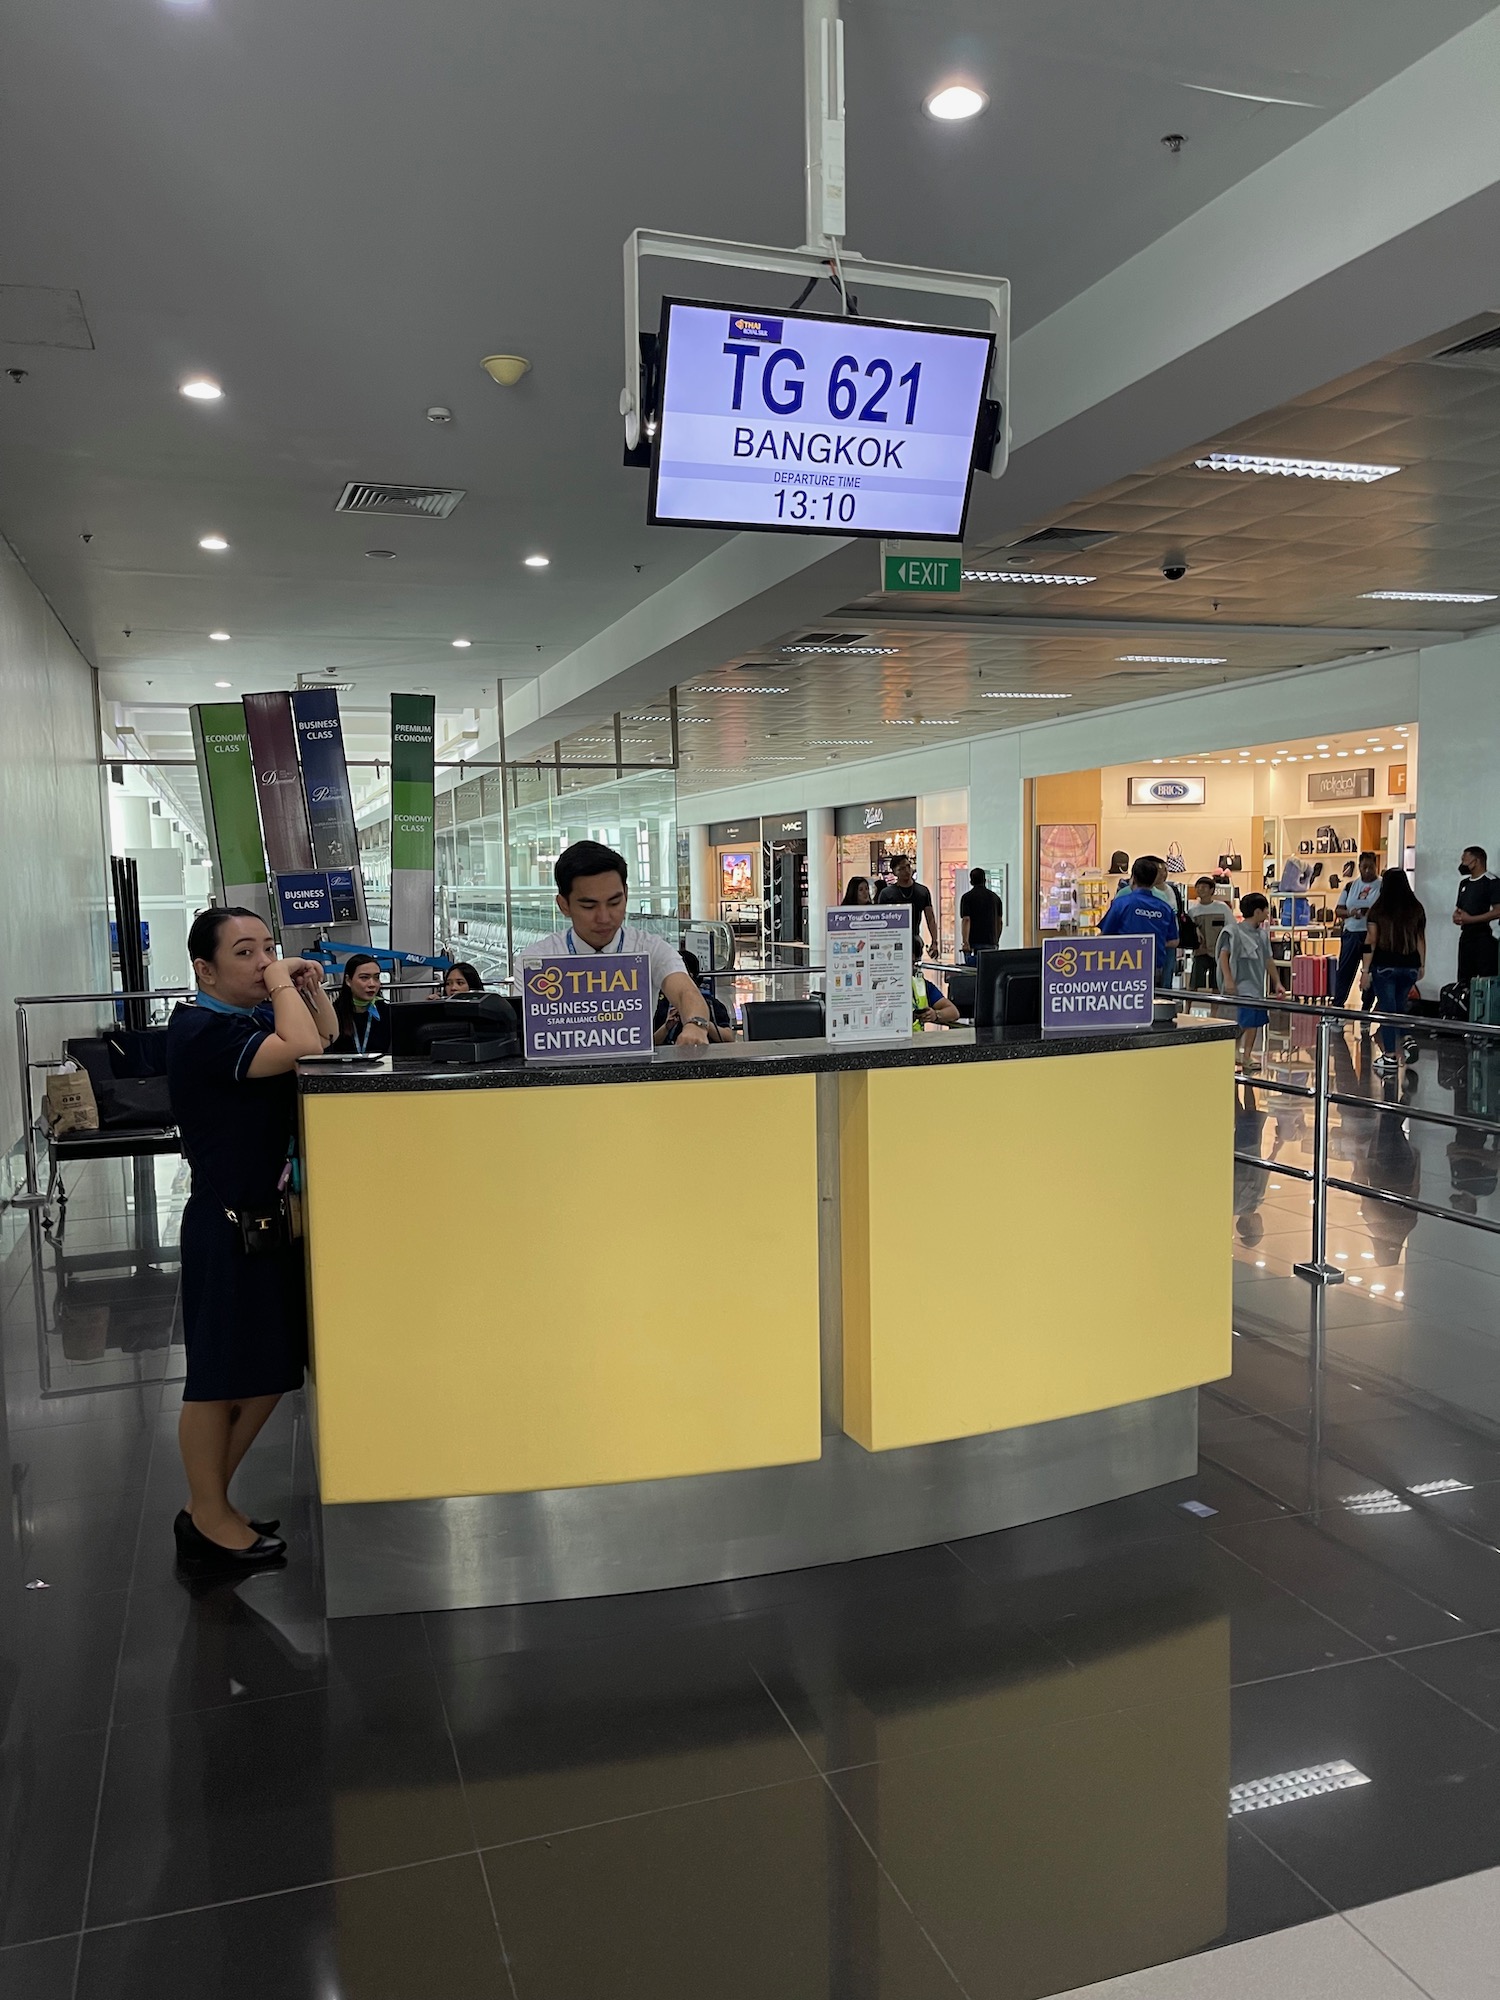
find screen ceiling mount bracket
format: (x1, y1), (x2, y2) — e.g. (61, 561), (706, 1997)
(620, 3), (1008, 477)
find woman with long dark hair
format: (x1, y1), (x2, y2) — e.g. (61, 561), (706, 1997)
(166, 908), (337, 1565)
(443, 961), (485, 996)
(842, 876), (872, 906)
(1363, 868), (1426, 1075)
(330, 952), (391, 1055)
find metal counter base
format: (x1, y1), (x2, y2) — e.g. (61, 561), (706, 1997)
(320, 1388), (1196, 1619)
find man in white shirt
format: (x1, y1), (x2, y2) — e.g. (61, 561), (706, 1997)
(1333, 852), (1381, 1009)
(523, 840), (715, 1045)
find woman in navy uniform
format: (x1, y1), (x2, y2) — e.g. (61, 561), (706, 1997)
(166, 907), (337, 1567)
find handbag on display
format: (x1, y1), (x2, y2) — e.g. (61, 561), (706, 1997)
(1299, 840), (1314, 855)
(1342, 837), (1358, 853)
(1165, 841), (1187, 874)
(1218, 853), (1243, 871)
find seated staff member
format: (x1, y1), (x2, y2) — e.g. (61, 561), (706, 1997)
(166, 908), (338, 1567)
(329, 953), (390, 1055)
(444, 961), (485, 996)
(654, 948), (732, 1044)
(1333, 853), (1381, 1009)
(913, 941), (961, 1028)
(525, 840), (715, 1045)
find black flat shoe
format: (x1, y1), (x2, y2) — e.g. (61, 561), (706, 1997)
(173, 1510), (286, 1567)
(178, 1509), (280, 1535)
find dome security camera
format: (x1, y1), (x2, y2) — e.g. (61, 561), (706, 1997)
(1161, 554), (1189, 582)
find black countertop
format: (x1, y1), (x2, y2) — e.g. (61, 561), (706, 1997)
(297, 1019), (1235, 1094)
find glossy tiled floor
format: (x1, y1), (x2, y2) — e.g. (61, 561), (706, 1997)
(6, 1098), (1500, 2000)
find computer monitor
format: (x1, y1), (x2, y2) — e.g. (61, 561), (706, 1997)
(743, 999), (825, 1042)
(974, 948), (1042, 1028)
(387, 995), (517, 1059)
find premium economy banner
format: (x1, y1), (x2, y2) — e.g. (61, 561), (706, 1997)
(389, 692), (435, 955)
(291, 687), (369, 937)
(189, 703), (272, 922)
(243, 691), (315, 893)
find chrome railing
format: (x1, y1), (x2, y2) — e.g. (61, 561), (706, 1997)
(1175, 990), (1500, 1280)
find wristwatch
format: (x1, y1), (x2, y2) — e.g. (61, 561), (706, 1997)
(682, 1015), (712, 1030)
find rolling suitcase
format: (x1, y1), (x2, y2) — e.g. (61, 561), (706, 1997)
(1470, 976), (1500, 1026)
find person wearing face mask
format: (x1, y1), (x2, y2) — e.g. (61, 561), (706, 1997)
(166, 907), (338, 1567)
(1453, 847), (1500, 987)
(330, 953), (391, 1056)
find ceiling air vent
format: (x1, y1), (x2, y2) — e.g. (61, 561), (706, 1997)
(789, 630), (869, 647)
(1430, 325), (1500, 372)
(335, 481), (465, 519)
(1002, 525), (1116, 556)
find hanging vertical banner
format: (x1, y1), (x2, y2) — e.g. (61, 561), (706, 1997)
(243, 691), (315, 887)
(189, 703), (272, 921)
(389, 692), (436, 955)
(291, 688), (369, 937)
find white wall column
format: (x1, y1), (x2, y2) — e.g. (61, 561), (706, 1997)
(1415, 632), (1500, 990)
(805, 804), (835, 963)
(687, 824), (713, 921)
(968, 734), (1025, 947)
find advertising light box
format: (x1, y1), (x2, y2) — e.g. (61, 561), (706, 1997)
(649, 299), (995, 541)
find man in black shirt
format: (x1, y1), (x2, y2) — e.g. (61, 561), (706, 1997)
(1454, 845), (1500, 984)
(959, 867), (1003, 964)
(877, 855), (939, 956)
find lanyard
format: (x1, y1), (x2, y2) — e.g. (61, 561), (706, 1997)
(352, 1001), (380, 1054)
(565, 927), (624, 955)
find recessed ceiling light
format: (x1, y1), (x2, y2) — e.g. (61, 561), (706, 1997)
(1152, 758), (1164, 764)
(198, 534), (229, 552)
(213, 679), (231, 689)
(209, 630), (231, 641)
(1221, 758), (1231, 764)
(1272, 759), (1281, 765)
(451, 638), (471, 648)
(1360, 589), (1496, 603)
(1319, 752), (1331, 759)
(963, 570), (1094, 586)
(979, 690), (1072, 699)
(924, 83), (988, 121)
(179, 377), (222, 400)
(523, 554), (550, 569)
(1337, 750), (1349, 757)
(918, 718), (960, 725)
(1316, 743), (1329, 749)
(365, 548), (396, 560)
(1196, 451), (1399, 483)
(810, 738), (874, 746)
(1255, 758), (1266, 764)
(1118, 654), (1228, 665)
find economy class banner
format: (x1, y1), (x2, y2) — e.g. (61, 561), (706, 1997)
(291, 687), (369, 937)
(189, 702), (272, 923)
(389, 692), (435, 955)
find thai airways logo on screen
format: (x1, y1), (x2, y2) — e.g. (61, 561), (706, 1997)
(727, 314), (782, 344)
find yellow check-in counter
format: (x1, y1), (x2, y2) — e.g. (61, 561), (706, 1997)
(298, 1021), (1235, 1617)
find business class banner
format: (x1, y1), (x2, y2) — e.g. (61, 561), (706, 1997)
(292, 688), (369, 938)
(189, 702), (271, 923)
(1041, 935), (1155, 1036)
(521, 954), (653, 1062)
(389, 692), (435, 956)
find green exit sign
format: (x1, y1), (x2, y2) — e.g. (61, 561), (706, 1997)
(882, 552), (962, 593)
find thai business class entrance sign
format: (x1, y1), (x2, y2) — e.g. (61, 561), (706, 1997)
(649, 301), (994, 540)
(1041, 936), (1155, 1036)
(521, 954), (653, 1062)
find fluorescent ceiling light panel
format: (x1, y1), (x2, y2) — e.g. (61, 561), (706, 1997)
(1196, 452), (1399, 483)
(688, 684), (789, 694)
(1229, 1762), (1370, 1815)
(782, 644), (900, 656)
(810, 738), (874, 745)
(918, 718), (960, 725)
(1118, 654), (1228, 665)
(1360, 589), (1496, 603)
(980, 691), (1072, 700)
(1182, 82), (1320, 107)
(1408, 1478), (1472, 1496)
(963, 570), (1094, 586)
(1340, 1488), (1410, 1515)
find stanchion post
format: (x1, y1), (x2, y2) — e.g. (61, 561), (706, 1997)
(1293, 1011), (1345, 1285)
(15, 1000), (41, 1204)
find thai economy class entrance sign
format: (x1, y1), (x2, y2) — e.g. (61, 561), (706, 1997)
(826, 905), (911, 1041)
(520, 955), (654, 1062)
(1041, 935), (1155, 1037)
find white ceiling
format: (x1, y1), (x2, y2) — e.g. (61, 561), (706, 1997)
(2, 0), (1494, 712)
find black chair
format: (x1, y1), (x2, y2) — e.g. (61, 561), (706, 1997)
(742, 999), (825, 1042)
(974, 949), (1042, 1028)
(946, 971), (977, 1019)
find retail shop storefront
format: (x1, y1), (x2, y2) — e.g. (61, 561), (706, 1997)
(835, 797), (918, 901)
(1028, 721), (1418, 980)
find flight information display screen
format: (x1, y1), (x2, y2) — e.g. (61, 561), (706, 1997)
(648, 298), (994, 541)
